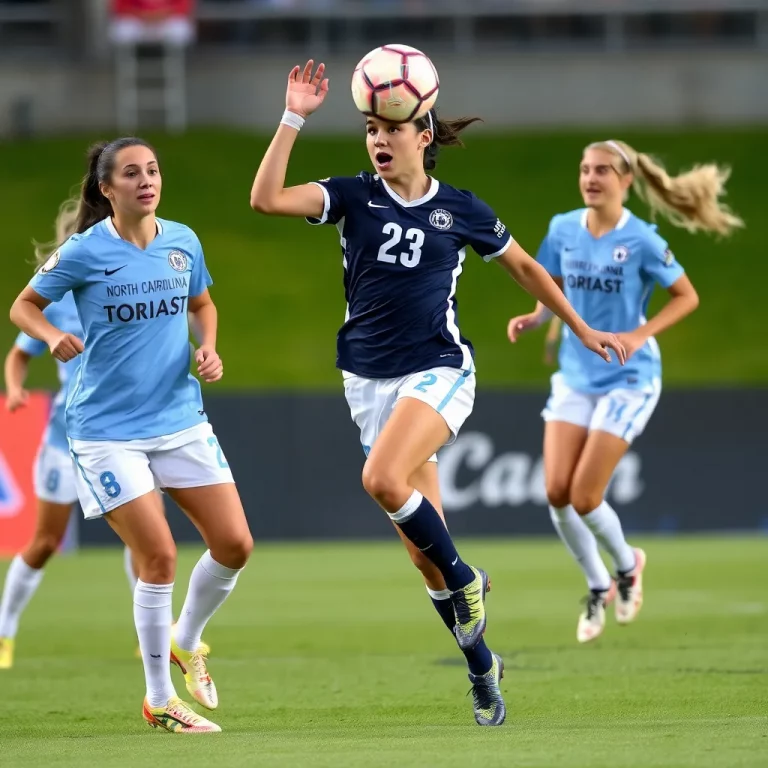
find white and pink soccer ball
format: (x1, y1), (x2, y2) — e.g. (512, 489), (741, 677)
(351, 44), (439, 123)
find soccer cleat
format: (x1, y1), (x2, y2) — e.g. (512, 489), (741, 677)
(615, 547), (646, 625)
(142, 696), (221, 733)
(451, 566), (489, 651)
(0, 638), (14, 669)
(577, 582), (616, 643)
(170, 631), (218, 710)
(467, 652), (506, 726)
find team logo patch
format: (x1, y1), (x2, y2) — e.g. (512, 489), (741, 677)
(493, 219), (506, 239)
(663, 248), (675, 266)
(39, 249), (60, 274)
(168, 250), (188, 272)
(429, 209), (453, 230)
(612, 245), (630, 263)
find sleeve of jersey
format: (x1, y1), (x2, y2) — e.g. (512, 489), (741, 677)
(305, 177), (348, 226)
(14, 330), (47, 356)
(641, 230), (685, 288)
(535, 217), (562, 277)
(467, 197), (513, 262)
(28, 238), (87, 302)
(189, 235), (214, 297)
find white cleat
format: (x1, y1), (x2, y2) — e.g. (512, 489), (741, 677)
(615, 547), (646, 625)
(577, 582), (616, 643)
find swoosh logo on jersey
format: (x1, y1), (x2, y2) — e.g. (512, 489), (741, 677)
(104, 265), (127, 276)
(563, 247), (578, 252)
(367, 201), (389, 208)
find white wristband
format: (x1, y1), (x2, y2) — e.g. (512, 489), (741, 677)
(280, 110), (306, 131)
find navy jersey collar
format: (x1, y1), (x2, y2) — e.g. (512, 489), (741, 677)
(378, 175), (439, 208)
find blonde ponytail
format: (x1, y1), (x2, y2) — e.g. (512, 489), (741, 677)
(588, 140), (744, 237)
(32, 197), (79, 269)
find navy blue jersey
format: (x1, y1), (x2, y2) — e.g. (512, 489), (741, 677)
(307, 172), (512, 378)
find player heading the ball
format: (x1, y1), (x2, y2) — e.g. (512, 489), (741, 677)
(250, 55), (625, 727)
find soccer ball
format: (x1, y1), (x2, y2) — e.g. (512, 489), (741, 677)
(351, 44), (439, 123)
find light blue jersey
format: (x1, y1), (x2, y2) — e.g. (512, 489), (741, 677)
(537, 208), (685, 394)
(14, 291), (83, 451)
(29, 217), (212, 441)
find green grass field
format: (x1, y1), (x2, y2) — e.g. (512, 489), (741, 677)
(1, 127), (766, 390)
(1, 537), (765, 767)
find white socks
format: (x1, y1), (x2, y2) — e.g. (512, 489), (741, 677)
(123, 546), (138, 594)
(581, 501), (636, 574)
(134, 580), (176, 707)
(549, 506), (612, 592)
(174, 551), (242, 653)
(0, 555), (44, 638)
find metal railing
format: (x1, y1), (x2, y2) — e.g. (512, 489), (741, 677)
(195, 0), (768, 53)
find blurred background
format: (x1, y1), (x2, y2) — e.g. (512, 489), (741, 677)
(1, 6), (766, 764)
(1, 0), (767, 550)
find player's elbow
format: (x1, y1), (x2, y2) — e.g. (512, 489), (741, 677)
(249, 191), (275, 214)
(688, 287), (700, 313)
(9, 298), (23, 327)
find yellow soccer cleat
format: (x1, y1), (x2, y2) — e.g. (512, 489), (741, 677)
(170, 631), (218, 710)
(451, 567), (489, 651)
(142, 696), (221, 733)
(0, 638), (14, 669)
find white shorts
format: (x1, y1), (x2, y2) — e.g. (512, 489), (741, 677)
(34, 443), (78, 506)
(542, 372), (661, 444)
(343, 366), (476, 463)
(69, 422), (234, 520)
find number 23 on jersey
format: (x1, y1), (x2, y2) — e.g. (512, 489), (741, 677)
(377, 223), (424, 268)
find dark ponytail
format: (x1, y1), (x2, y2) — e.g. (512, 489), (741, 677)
(75, 137), (157, 233)
(414, 108), (483, 171)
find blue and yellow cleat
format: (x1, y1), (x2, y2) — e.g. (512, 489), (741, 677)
(0, 638), (14, 670)
(170, 630), (218, 711)
(468, 652), (506, 726)
(451, 566), (490, 651)
(142, 696), (221, 733)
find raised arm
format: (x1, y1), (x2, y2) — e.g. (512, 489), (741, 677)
(249, 60), (330, 218)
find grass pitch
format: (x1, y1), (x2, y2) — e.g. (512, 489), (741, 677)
(0, 536), (765, 767)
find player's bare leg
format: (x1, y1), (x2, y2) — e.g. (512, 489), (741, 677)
(365, 400), (504, 725)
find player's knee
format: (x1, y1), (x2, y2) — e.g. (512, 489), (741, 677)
(545, 478), (571, 509)
(211, 532), (253, 570)
(141, 546), (177, 583)
(361, 462), (406, 509)
(570, 485), (603, 516)
(25, 531), (64, 567)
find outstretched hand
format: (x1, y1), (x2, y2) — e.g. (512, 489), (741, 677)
(578, 328), (626, 365)
(286, 60), (329, 118)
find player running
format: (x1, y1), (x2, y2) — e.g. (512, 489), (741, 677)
(249, 60), (625, 725)
(507, 139), (743, 643)
(0, 200), (143, 668)
(10, 138), (253, 733)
